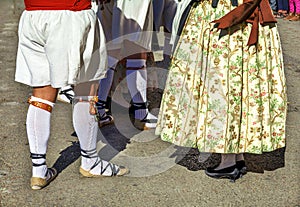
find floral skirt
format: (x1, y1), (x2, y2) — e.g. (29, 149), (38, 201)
(155, 0), (287, 154)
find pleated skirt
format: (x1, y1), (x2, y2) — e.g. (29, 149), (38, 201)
(155, 0), (287, 154)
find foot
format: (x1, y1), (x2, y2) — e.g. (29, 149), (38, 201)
(133, 112), (157, 130)
(98, 113), (114, 128)
(80, 158), (129, 177)
(31, 168), (58, 190)
(284, 13), (295, 20)
(275, 11), (288, 18)
(289, 14), (300, 21)
(205, 165), (240, 182)
(57, 86), (74, 104)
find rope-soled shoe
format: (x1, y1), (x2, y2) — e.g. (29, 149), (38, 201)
(80, 149), (129, 177)
(31, 168), (58, 190)
(80, 165), (129, 177)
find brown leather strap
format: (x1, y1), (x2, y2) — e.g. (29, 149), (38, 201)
(212, 0), (276, 46)
(28, 99), (52, 113)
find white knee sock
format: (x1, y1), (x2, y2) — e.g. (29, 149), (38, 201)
(26, 96), (54, 178)
(97, 56), (118, 116)
(126, 59), (148, 120)
(97, 69), (115, 117)
(73, 101), (118, 175)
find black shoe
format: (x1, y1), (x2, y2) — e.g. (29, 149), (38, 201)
(205, 165), (240, 182)
(236, 160), (247, 177)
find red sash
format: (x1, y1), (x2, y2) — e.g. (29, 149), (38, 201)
(24, 0), (91, 11)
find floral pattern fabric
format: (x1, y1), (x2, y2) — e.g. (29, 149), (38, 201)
(155, 0), (287, 154)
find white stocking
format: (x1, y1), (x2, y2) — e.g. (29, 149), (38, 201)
(97, 56), (118, 116)
(73, 101), (119, 176)
(126, 59), (148, 120)
(26, 96), (54, 178)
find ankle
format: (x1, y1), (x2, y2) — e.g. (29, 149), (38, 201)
(32, 165), (48, 178)
(135, 109), (148, 120)
(31, 153), (48, 178)
(97, 109), (107, 118)
(81, 157), (97, 170)
(130, 102), (149, 120)
(96, 99), (107, 117)
(214, 162), (236, 170)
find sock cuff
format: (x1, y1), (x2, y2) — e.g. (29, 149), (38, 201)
(30, 96), (55, 107)
(126, 59), (146, 69)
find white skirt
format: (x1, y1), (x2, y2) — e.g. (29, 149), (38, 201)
(15, 9), (107, 88)
(97, 0), (153, 52)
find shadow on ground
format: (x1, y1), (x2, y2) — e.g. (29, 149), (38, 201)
(171, 147), (285, 173)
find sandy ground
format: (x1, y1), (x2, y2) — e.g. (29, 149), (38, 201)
(0, 0), (299, 206)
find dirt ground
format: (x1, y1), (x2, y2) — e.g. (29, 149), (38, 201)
(0, 0), (299, 206)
